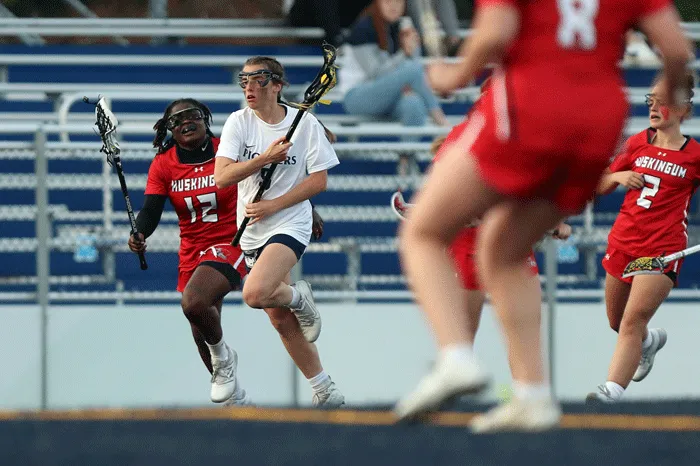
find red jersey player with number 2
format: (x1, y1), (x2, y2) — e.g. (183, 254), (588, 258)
(588, 73), (698, 403)
(395, 0), (692, 432)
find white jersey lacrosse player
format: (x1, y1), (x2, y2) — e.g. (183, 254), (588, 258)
(214, 55), (344, 408)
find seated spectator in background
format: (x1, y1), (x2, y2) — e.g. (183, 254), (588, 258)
(337, 0), (450, 173)
(406, 0), (462, 56)
(623, 30), (696, 68)
(284, 0), (373, 46)
(623, 30), (662, 67)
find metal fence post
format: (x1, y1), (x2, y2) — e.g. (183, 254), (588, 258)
(35, 127), (50, 410)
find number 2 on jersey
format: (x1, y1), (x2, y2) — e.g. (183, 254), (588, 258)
(557, 0), (599, 50)
(184, 192), (219, 223)
(637, 174), (661, 209)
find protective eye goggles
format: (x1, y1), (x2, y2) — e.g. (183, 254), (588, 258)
(237, 69), (283, 89)
(166, 107), (205, 131)
(645, 93), (692, 108)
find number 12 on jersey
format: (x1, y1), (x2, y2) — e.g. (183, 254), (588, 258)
(184, 192), (219, 223)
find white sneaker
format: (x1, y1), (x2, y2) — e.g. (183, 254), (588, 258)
(585, 384), (617, 404)
(633, 328), (667, 382)
(394, 356), (489, 421)
(210, 345), (238, 403)
(624, 39), (661, 67)
(312, 380), (345, 408)
(291, 280), (322, 343)
(471, 398), (561, 433)
(223, 386), (254, 407)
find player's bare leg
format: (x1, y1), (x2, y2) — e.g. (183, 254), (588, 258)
(182, 265), (250, 404)
(588, 274), (671, 403)
(464, 289), (486, 343)
(189, 310), (219, 374)
(244, 247), (343, 407)
(395, 147), (500, 420)
(265, 305), (344, 408)
(469, 199), (562, 432)
(605, 273), (631, 332)
(243, 244), (321, 342)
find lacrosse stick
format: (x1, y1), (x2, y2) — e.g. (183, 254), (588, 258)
(621, 244), (700, 278)
(390, 190), (413, 221)
(84, 95), (147, 270)
(232, 42), (339, 247)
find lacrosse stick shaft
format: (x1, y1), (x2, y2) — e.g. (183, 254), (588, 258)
(662, 243), (700, 265)
(232, 108), (307, 247)
(113, 156), (148, 270)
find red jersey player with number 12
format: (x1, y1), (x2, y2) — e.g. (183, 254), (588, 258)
(129, 99), (251, 406)
(395, 0), (692, 432)
(588, 73), (699, 403)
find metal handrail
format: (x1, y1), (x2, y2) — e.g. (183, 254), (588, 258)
(0, 19), (696, 39)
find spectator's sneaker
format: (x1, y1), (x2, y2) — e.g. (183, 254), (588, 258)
(291, 280), (321, 343)
(471, 398), (561, 433)
(585, 384), (617, 404)
(312, 380), (345, 408)
(210, 345), (238, 403)
(394, 356), (489, 421)
(633, 328), (667, 382)
(624, 39), (661, 67)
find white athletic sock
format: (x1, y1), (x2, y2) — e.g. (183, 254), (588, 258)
(642, 328), (653, 350)
(206, 337), (228, 362)
(604, 381), (625, 400)
(288, 285), (302, 309)
(512, 381), (552, 401)
(308, 370), (331, 393)
(439, 343), (475, 366)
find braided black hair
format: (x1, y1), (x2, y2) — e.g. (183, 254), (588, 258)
(152, 98), (215, 154)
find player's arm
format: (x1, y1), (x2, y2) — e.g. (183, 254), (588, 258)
(311, 203), (324, 240)
(215, 136), (291, 189)
(428, 3), (520, 93)
(271, 171), (328, 212)
(637, 5), (693, 105)
(128, 194), (167, 254)
(245, 171), (328, 225)
(551, 222), (572, 240)
(596, 168), (645, 195)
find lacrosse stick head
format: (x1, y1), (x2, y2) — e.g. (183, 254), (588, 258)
(300, 43), (338, 107)
(84, 95), (121, 165)
(621, 256), (665, 278)
(390, 190), (410, 221)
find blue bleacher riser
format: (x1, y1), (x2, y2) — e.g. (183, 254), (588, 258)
(323, 222), (398, 238)
(3, 45), (700, 291)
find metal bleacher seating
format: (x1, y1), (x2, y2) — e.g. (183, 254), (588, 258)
(1, 20), (700, 302)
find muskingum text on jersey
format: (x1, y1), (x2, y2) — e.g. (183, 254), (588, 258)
(171, 174), (216, 193)
(635, 156), (687, 179)
(243, 144), (297, 165)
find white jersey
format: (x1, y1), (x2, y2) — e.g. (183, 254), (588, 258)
(216, 105), (339, 251)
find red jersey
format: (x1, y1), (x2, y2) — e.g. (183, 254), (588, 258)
(476, 0), (670, 140)
(608, 130), (700, 257)
(144, 137), (239, 271)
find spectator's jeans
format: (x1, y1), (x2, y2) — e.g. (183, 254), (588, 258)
(343, 59), (440, 126)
